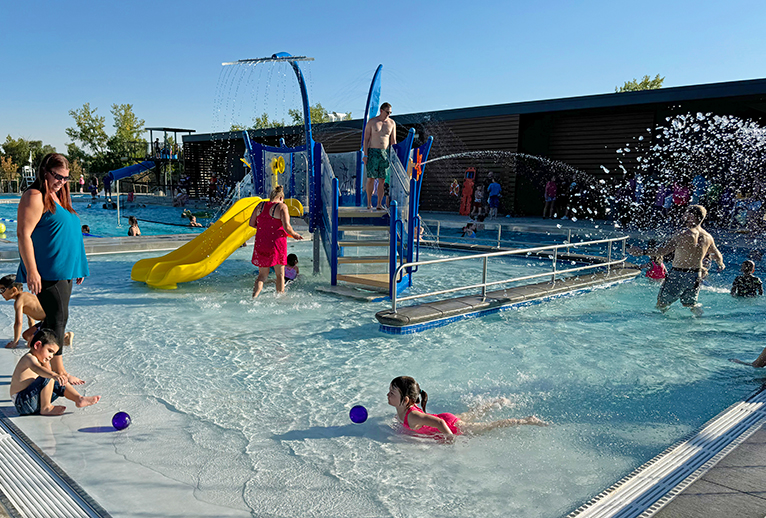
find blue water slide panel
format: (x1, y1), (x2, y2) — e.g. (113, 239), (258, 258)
(361, 65), (383, 151)
(106, 161), (155, 183)
(392, 128), (415, 167)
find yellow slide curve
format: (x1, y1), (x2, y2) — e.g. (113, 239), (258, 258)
(131, 197), (303, 289)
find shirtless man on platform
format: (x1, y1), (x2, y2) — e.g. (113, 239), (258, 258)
(629, 205), (725, 316)
(363, 103), (397, 210)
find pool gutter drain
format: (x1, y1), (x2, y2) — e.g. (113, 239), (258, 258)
(567, 385), (766, 518)
(0, 415), (110, 518)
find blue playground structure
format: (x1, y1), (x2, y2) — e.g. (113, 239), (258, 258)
(132, 53), (432, 298)
(233, 54), (433, 298)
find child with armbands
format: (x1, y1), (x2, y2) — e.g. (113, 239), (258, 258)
(387, 376), (547, 442)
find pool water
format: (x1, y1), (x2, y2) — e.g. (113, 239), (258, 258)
(6, 241), (763, 517)
(0, 195), (208, 239)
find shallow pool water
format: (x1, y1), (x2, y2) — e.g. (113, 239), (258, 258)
(0, 195), (207, 239)
(3, 241), (764, 517)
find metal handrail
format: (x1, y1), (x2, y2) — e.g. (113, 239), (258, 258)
(391, 236), (629, 312)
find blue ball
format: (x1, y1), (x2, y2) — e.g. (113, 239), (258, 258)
(349, 405), (368, 424)
(112, 411), (131, 430)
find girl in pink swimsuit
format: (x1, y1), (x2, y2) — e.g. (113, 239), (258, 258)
(387, 376), (547, 441)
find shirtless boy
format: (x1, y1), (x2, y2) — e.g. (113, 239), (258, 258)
(629, 205), (725, 315)
(10, 329), (99, 416)
(1, 275), (73, 349)
(363, 103), (397, 210)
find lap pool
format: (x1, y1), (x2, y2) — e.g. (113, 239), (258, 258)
(3, 240), (765, 517)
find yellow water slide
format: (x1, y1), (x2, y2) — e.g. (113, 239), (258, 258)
(131, 197), (303, 289)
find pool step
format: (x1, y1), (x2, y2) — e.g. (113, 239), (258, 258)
(337, 255), (389, 264)
(337, 207), (389, 218)
(337, 273), (389, 290)
(338, 240), (389, 247)
(338, 225), (390, 232)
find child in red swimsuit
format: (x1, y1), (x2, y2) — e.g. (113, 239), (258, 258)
(387, 376), (547, 441)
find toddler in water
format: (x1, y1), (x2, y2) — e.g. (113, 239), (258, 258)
(731, 260), (763, 297)
(387, 376), (547, 441)
(127, 216), (141, 236)
(10, 329), (99, 416)
(640, 242), (666, 281)
(285, 254), (299, 283)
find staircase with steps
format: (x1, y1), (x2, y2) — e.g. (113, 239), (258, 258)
(334, 207), (391, 291)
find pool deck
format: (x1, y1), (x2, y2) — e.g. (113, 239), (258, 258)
(0, 212), (765, 517)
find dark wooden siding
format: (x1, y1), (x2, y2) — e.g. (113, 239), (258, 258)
(417, 114), (520, 214)
(547, 110), (655, 182)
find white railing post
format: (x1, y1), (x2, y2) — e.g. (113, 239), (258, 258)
(607, 241), (613, 274)
(552, 248), (557, 284)
(481, 256), (488, 298)
(497, 225), (502, 248)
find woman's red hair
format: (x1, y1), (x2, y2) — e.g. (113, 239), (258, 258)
(30, 153), (76, 214)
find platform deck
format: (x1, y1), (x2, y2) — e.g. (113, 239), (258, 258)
(376, 265), (640, 333)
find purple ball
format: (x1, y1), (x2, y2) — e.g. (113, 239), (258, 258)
(112, 411), (131, 430)
(349, 405), (368, 424)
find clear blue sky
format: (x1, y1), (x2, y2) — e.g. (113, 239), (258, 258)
(2, 0), (765, 154)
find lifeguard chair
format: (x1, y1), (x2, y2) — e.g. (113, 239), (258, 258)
(21, 165), (35, 190)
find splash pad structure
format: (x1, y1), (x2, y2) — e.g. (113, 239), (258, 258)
(131, 53), (434, 296)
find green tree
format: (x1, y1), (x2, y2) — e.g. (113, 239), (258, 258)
(29, 141), (57, 171)
(2, 135), (31, 172)
(615, 74), (665, 93)
(109, 103), (146, 158)
(289, 102), (332, 125)
(252, 112), (285, 130)
(66, 103), (108, 156)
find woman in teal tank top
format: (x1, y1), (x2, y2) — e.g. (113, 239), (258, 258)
(17, 153), (89, 386)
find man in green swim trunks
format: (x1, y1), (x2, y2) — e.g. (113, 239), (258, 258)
(363, 102), (397, 210)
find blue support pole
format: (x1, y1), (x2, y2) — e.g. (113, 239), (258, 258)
(388, 200), (398, 299)
(355, 150), (363, 207)
(331, 177), (339, 286)
(311, 142), (322, 233)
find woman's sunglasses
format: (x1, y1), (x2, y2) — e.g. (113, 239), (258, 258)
(47, 170), (70, 182)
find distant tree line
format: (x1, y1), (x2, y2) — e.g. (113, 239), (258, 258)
(1, 103), (147, 186)
(230, 102), (352, 131)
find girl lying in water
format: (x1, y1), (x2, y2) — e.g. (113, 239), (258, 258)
(387, 376), (547, 441)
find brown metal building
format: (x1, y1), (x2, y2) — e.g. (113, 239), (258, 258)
(183, 77), (766, 215)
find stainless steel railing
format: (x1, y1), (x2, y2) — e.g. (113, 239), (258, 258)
(390, 236), (629, 312)
(421, 218), (579, 251)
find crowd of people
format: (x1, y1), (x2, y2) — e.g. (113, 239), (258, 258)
(612, 172), (766, 231)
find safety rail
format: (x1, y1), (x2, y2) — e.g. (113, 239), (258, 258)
(390, 236), (629, 312)
(422, 218), (591, 252)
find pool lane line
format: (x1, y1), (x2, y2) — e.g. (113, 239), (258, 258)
(0, 412), (111, 518)
(119, 216), (207, 228)
(566, 383), (766, 518)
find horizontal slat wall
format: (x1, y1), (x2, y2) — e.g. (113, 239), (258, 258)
(418, 114), (520, 214)
(547, 110), (655, 182)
